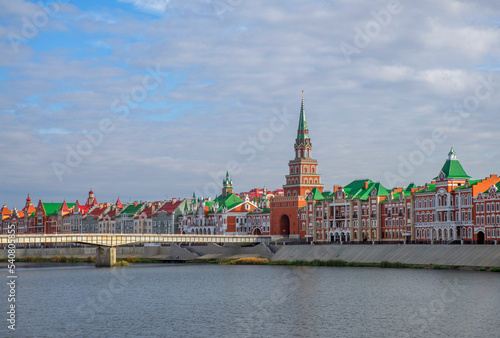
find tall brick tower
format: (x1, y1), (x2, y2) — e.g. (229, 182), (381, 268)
(270, 92), (323, 238)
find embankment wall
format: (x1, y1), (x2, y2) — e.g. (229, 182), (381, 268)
(271, 244), (500, 267)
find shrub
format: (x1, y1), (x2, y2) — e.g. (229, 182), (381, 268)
(380, 261), (409, 269)
(226, 257), (269, 265)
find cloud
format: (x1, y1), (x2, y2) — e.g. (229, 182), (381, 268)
(2, 0), (500, 207)
(118, 0), (171, 15)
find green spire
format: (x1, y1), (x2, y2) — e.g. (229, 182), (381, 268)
(224, 171), (232, 185)
(296, 90), (309, 143)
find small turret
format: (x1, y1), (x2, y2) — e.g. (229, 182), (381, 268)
(222, 171), (234, 196)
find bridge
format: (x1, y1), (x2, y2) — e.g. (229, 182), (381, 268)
(1, 234), (272, 267)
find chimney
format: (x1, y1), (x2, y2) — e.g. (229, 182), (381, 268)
(363, 181), (369, 189)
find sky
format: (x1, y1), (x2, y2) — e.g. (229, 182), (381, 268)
(1, 0), (500, 208)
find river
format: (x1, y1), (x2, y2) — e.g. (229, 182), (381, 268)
(2, 264), (499, 337)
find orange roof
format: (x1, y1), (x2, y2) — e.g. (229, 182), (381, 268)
(24, 204), (36, 214)
(1, 205), (10, 215)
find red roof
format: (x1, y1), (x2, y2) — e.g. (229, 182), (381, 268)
(116, 198), (124, 209)
(60, 201), (70, 212)
(153, 200), (182, 216)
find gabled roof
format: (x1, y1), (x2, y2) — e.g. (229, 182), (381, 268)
(116, 198), (124, 209)
(415, 184), (437, 194)
(1, 205), (11, 220)
(248, 207), (270, 215)
(153, 200), (182, 216)
(342, 179), (389, 200)
(85, 205), (108, 219)
(119, 203), (144, 216)
(206, 193), (244, 214)
(42, 202), (76, 216)
(344, 179), (372, 196)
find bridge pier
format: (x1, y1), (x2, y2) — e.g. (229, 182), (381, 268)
(95, 246), (116, 267)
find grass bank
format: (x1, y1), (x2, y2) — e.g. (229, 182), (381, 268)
(210, 257), (500, 272)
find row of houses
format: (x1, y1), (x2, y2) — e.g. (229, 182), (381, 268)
(0, 182), (283, 237)
(0, 190), (188, 235)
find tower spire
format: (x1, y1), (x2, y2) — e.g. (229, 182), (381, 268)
(296, 90), (309, 143)
(294, 91), (312, 159)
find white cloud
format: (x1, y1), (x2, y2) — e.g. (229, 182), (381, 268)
(118, 0), (171, 15)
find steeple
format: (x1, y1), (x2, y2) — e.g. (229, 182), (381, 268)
(294, 91), (312, 159)
(296, 90), (310, 145)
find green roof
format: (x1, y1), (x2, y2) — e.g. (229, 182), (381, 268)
(454, 180), (480, 190)
(220, 193), (243, 210)
(435, 148), (470, 179)
(207, 193), (244, 214)
(310, 187), (325, 200)
(405, 183), (416, 193)
(415, 184), (436, 194)
(119, 203), (143, 216)
(42, 202), (75, 216)
(341, 179), (389, 200)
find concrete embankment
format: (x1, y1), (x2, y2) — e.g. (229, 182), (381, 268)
(271, 244), (500, 268)
(0, 243), (273, 261)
